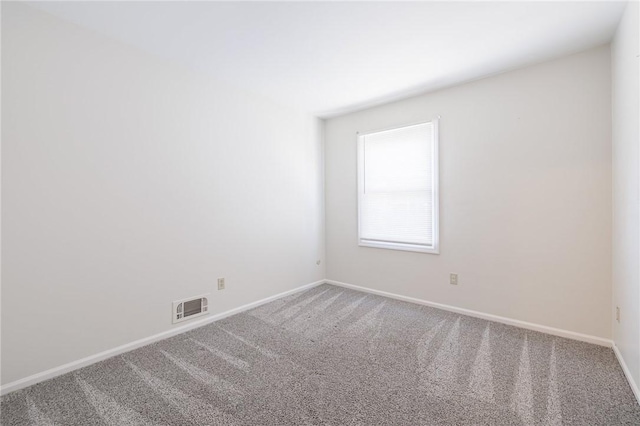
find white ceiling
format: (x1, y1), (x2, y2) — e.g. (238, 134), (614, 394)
(28, 1), (626, 118)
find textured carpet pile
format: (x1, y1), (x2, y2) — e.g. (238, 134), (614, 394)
(2, 284), (639, 425)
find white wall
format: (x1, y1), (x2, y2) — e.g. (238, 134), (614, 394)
(612, 1), (640, 391)
(326, 46), (612, 339)
(1, 3), (324, 385)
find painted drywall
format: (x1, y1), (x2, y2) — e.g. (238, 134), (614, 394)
(612, 1), (640, 391)
(1, 3), (324, 385)
(325, 46), (612, 339)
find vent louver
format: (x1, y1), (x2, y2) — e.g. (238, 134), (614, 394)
(173, 294), (209, 324)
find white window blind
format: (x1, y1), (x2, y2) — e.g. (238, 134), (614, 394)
(357, 120), (439, 253)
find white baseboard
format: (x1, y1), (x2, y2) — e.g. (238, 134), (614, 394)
(613, 343), (640, 404)
(325, 279), (613, 347)
(0, 279), (325, 396)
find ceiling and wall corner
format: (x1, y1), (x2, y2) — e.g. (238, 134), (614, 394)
(28, 1), (627, 117)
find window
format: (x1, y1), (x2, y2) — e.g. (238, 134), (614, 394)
(357, 119), (439, 254)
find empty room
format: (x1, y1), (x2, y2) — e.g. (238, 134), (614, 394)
(1, 1), (639, 424)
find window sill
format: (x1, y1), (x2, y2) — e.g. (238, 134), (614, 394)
(359, 240), (439, 254)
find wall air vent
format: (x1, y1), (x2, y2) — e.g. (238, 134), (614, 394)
(173, 294), (209, 324)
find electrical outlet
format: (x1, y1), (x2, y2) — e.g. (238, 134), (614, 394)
(616, 306), (620, 323)
(217, 277), (225, 290)
(450, 273), (458, 285)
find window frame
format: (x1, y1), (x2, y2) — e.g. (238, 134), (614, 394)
(356, 118), (440, 254)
